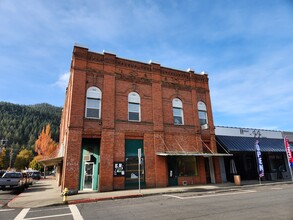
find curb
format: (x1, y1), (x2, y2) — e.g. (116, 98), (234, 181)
(68, 194), (143, 205)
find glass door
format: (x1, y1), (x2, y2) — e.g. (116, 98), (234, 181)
(84, 162), (94, 190)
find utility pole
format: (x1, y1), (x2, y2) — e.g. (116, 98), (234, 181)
(9, 145), (13, 169)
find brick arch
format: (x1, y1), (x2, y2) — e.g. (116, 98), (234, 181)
(123, 85), (146, 99)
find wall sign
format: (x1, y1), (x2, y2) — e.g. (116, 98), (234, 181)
(113, 162), (125, 176)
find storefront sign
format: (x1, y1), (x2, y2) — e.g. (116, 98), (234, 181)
(255, 140), (264, 177)
(113, 162), (125, 176)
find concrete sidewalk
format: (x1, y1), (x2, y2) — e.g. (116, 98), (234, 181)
(7, 177), (292, 208)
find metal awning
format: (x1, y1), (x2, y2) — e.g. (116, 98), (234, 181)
(39, 156), (63, 167)
(216, 135), (286, 153)
(156, 151), (232, 157)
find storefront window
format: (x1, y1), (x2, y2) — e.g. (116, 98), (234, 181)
(125, 157), (145, 183)
(177, 157), (198, 176)
(268, 153), (286, 172)
(125, 139), (145, 188)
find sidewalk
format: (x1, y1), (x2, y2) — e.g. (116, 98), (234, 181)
(7, 177), (292, 208)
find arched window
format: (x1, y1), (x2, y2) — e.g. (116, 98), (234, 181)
(198, 101), (208, 126)
(85, 87), (102, 119)
(172, 98), (184, 125)
(128, 92), (141, 121)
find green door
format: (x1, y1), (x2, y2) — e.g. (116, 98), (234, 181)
(80, 138), (100, 191)
(168, 157), (178, 186)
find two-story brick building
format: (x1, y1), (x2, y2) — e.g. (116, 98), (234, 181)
(59, 45), (226, 193)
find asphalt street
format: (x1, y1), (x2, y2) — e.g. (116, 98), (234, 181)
(1, 183), (293, 220)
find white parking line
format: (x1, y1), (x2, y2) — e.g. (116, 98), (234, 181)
(28, 207), (69, 213)
(163, 190), (257, 200)
(271, 187), (283, 190)
(22, 213), (72, 220)
(14, 208), (30, 220)
(13, 205), (84, 220)
(0, 209), (15, 212)
(69, 205), (84, 220)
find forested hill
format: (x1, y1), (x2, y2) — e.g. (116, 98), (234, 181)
(0, 102), (62, 151)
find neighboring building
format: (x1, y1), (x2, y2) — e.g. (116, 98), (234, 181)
(59, 45), (226, 193)
(216, 126), (292, 182)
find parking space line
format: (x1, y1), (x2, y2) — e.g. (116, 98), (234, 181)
(271, 187), (283, 190)
(14, 208), (30, 220)
(163, 190), (257, 200)
(0, 209), (15, 212)
(28, 207), (69, 213)
(23, 213), (72, 220)
(69, 205), (84, 220)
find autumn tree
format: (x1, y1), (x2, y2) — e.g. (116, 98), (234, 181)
(14, 149), (33, 171)
(0, 147), (7, 169)
(34, 124), (58, 159)
(29, 157), (43, 171)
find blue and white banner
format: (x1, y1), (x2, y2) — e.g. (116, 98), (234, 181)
(255, 140), (264, 177)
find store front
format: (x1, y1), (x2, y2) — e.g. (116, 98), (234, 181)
(124, 139), (145, 189)
(167, 156), (198, 186)
(216, 135), (292, 181)
(79, 138), (100, 191)
(158, 152), (231, 186)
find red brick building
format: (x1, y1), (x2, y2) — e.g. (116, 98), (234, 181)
(59, 45), (223, 193)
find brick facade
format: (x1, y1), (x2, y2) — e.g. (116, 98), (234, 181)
(60, 45), (222, 192)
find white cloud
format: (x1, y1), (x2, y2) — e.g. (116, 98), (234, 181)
(54, 72), (70, 89)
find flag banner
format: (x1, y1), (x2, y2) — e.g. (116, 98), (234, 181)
(255, 140), (264, 177)
(284, 137), (293, 167)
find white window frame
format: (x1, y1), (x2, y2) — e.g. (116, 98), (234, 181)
(198, 101), (208, 126)
(85, 86), (102, 119)
(128, 92), (141, 122)
(172, 98), (184, 125)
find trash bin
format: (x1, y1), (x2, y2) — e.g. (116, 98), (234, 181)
(234, 175), (241, 186)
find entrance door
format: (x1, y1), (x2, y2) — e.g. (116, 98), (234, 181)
(205, 157), (216, 184)
(167, 157), (178, 186)
(84, 162), (94, 190)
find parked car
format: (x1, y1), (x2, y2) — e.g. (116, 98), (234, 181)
(0, 171), (26, 192)
(27, 170), (41, 180)
(0, 170), (6, 177)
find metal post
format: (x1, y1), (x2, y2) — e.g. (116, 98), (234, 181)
(9, 146), (13, 169)
(138, 148), (141, 193)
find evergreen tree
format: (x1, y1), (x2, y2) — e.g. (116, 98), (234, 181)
(0, 102), (61, 168)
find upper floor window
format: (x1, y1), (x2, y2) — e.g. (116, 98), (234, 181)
(85, 87), (102, 119)
(173, 98), (184, 125)
(198, 101), (208, 126)
(128, 92), (140, 121)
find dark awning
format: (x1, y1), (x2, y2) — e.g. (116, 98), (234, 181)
(156, 151), (232, 157)
(216, 135), (285, 153)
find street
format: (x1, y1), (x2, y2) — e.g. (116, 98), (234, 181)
(1, 183), (293, 220)
(0, 190), (19, 208)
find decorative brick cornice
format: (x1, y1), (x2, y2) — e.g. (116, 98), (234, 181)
(116, 59), (150, 71)
(115, 72), (152, 85)
(161, 81), (192, 91)
(160, 69), (190, 80)
(88, 52), (104, 63)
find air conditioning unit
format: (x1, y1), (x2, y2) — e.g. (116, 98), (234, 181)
(201, 124), (209, 130)
(83, 155), (91, 161)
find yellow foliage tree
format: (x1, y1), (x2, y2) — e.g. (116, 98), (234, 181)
(14, 149), (33, 171)
(34, 124), (57, 160)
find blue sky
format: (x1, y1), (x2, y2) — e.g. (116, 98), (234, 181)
(1, 0), (293, 131)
